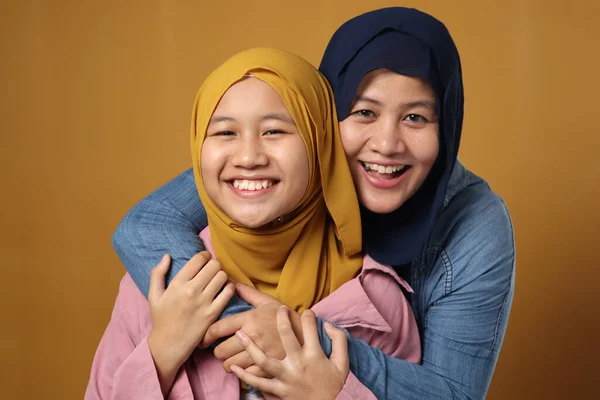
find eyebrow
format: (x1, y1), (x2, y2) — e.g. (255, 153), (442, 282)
(354, 95), (383, 106)
(354, 95), (436, 110)
(404, 100), (436, 109)
(262, 112), (295, 124)
(208, 112), (295, 125)
(209, 115), (235, 124)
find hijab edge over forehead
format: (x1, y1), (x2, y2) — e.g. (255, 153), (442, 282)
(319, 7), (464, 266)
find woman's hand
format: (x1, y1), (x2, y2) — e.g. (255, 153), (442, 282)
(231, 306), (349, 400)
(202, 283), (305, 376)
(147, 252), (235, 396)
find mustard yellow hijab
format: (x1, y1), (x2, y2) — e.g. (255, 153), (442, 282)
(191, 48), (362, 312)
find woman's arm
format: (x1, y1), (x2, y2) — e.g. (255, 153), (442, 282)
(112, 169), (254, 323)
(112, 169), (207, 295)
(112, 170), (515, 398)
(316, 196), (515, 399)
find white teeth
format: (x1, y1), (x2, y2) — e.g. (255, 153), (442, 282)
(364, 162), (406, 174)
(232, 179), (274, 191)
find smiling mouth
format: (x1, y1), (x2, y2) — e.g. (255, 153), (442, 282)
(229, 179), (279, 191)
(360, 162), (411, 179)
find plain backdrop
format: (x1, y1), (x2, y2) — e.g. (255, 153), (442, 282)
(1, 0), (598, 398)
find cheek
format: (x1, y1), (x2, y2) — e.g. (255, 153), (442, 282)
(295, 157), (310, 196)
(277, 138), (310, 195)
(292, 145), (310, 191)
(339, 121), (363, 158)
(414, 129), (440, 167)
(424, 137), (439, 166)
(200, 143), (220, 184)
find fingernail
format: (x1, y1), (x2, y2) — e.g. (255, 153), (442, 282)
(160, 254), (168, 263)
(324, 322), (333, 329)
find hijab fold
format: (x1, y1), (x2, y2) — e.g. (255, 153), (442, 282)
(191, 48), (362, 312)
(319, 7), (464, 266)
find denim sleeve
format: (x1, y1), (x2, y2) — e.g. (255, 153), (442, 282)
(317, 196), (516, 400)
(112, 168), (253, 321)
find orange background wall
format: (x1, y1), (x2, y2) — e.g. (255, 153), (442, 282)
(1, 1), (598, 398)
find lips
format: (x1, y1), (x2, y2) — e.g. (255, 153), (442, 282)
(357, 160), (411, 189)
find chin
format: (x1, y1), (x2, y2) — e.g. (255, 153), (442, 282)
(233, 218), (269, 229)
(364, 203), (401, 214)
(228, 211), (271, 229)
(360, 193), (406, 215)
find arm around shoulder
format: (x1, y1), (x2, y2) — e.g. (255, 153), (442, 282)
(112, 169), (208, 296)
(314, 189), (515, 399)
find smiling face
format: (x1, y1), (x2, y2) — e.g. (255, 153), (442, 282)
(339, 68), (440, 214)
(200, 77), (310, 228)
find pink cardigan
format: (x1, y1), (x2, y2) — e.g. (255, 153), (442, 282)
(86, 231), (420, 399)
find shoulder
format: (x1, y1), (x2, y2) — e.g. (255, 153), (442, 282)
(113, 273), (152, 328)
(118, 273), (149, 301)
(425, 170), (515, 287)
(434, 170), (513, 251)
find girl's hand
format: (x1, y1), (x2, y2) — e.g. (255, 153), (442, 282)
(231, 307), (349, 400)
(203, 283), (304, 376)
(147, 253), (235, 395)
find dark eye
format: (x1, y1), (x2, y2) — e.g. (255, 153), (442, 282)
(352, 109), (375, 118)
(404, 114), (428, 123)
(264, 129), (285, 136)
(214, 131), (235, 136)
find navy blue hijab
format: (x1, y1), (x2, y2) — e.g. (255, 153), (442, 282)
(319, 7), (464, 266)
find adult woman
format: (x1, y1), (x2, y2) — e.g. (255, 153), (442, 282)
(113, 7), (514, 399)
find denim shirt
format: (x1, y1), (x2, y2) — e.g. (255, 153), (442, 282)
(113, 161), (515, 400)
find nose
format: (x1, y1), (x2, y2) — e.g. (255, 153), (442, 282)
(231, 135), (268, 168)
(367, 120), (405, 156)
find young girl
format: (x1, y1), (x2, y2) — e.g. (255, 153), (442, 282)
(86, 48), (420, 399)
(110, 7), (514, 400)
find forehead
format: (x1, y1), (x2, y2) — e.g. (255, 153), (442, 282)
(209, 78), (298, 127)
(215, 77), (289, 113)
(356, 69), (436, 102)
